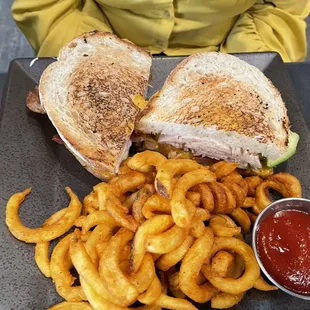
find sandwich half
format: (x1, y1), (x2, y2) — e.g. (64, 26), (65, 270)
(39, 31), (152, 179)
(136, 52), (298, 170)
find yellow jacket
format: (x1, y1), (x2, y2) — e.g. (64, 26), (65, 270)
(12, 0), (310, 62)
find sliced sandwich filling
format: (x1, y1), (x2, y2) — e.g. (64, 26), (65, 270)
(132, 130), (298, 171)
(158, 134), (262, 168)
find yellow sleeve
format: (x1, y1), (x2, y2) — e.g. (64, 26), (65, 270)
(220, 0), (310, 62)
(12, 0), (112, 57)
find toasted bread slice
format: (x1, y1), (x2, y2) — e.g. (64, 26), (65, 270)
(39, 31), (152, 179)
(137, 52), (290, 168)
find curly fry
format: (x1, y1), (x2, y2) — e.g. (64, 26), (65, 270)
(127, 150), (168, 173)
(171, 169), (216, 227)
(179, 227), (218, 303)
(131, 215), (174, 273)
(6, 187), (82, 243)
(142, 194), (171, 219)
(155, 159), (202, 199)
(132, 184), (155, 224)
(35, 208), (67, 278)
(254, 276), (278, 291)
(209, 215), (241, 237)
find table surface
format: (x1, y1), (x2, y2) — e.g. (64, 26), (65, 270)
(0, 60), (309, 309)
(0, 73), (6, 101)
(1, 63), (310, 127)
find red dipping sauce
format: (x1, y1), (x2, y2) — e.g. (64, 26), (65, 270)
(256, 209), (310, 296)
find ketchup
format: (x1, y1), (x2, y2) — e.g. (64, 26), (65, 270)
(257, 209), (310, 295)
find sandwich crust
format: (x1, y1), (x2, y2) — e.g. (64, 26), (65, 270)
(138, 52), (290, 161)
(147, 74), (276, 143)
(40, 31), (152, 178)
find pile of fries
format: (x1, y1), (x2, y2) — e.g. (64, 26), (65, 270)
(5, 151), (302, 309)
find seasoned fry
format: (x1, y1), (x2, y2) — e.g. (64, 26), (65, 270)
(242, 197), (261, 215)
(142, 194), (171, 219)
(146, 225), (187, 254)
(118, 164), (133, 176)
(110, 171), (147, 196)
(81, 210), (118, 232)
(209, 182), (236, 214)
(186, 191), (201, 207)
(69, 234), (126, 307)
(211, 292), (245, 309)
(106, 194), (138, 232)
(220, 170), (243, 184)
(245, 210), (257, 224)
(132, 184), (155, 224)
(129, 253), (155, 293)
(189, 207), (210, 237)
(151, 253), (161, 262)
(192, 184), (215, 212)
(99, 228), (139, 305)
(189, 216), (206, 238)
(83, 191), (99, 214)
(244, 176), (263, 196)
(74, 216), (87, 227)
(230, 208), (251, 233)
(85, 224), (113, 265)
(35, 242), (51, 278)
(211, 251), (234, 278)
(155, 294), (197, 310)
(211, 161), (238, 179)
(156, 235), (195, 271)
(255, 180), (289, 211)
(79, 231), (91, 242)
(171, 169), (216, 227)
(242, 197), (255, 208)
(35, 208), (67, 278)
(194, 207), (211, 221)
(80, 276), (124, 310)
(128, 150), (168, 172)
(131, 215), (174, 273)
(50, 233), (86, 301)
(210, 161), (225, 172)
(209, 215), (241, 237)
(230, 253), (245, 280)
(254, 276), (278, 291)
(138, 274), (162, 305)
(43, 208), (68, 225)
(179, 227), (218, 303)
(6, 187), (82, 243)
(93, 182), (111, 210)
(48, 302), (93, 310)
(123, 191), (139, 211)
(222, 181), (246, 208)
(155, 159), (202, 199)
(168, 272), (185, 298)
(204, 237), (260, 294)
(267, 172), (302, 197)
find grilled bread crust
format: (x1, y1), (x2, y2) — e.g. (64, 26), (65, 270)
(137, 52), (290, 161)
(40, 31), (152, 179)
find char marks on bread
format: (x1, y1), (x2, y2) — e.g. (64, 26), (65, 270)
(137, 52), (290, 168)
(39, 31), (152, 179)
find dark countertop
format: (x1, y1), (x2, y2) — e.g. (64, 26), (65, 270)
(286, 63), (310, 127)
(0, 73), (6, 102)
(1, 63), (310, 128)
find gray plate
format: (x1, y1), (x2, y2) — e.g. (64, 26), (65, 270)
(0, 53), (309, 310)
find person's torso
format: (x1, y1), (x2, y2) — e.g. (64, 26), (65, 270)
(96, 0), (256, 55)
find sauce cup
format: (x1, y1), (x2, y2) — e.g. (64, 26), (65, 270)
(252, 197), (310, 300)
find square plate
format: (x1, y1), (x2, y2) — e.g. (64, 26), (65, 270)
(0, 53), (309, 310)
